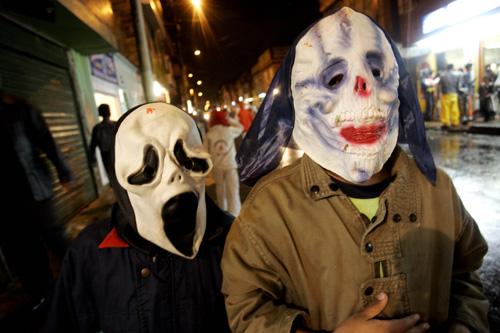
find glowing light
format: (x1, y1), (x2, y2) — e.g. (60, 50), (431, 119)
(244, 97), (254, 103)
(423, 0), (500, 34)
(258, 92), (266, 99)
(196, 80), (202, 86)
(238, 96), (243, 102)
(198, 92), (203, 97)
(191, 0), (202, 11)
(223, 105), (228, 109)
(216, 107), (221, 111)
(193, 111), (198, 116)
(231, 101), (236, 106)
(194, 49), (201, 56)
(416, 11), (500, 53)
(153, 80), (165, 97)
(189, 88), (194, 96)
(187, 99), (194, 114)
(203, 113), (210, 120)
(188, 73), (194, 78)
(272, 88), (280, 96)
(150, 1), (157, 12)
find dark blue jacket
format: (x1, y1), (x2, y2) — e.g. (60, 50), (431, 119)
(45, 196), (232, 333)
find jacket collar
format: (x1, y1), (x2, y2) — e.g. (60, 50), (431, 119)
(300, 145), (420, 225)
(301, 146), (412, 201)
(98, 227), (129, 249)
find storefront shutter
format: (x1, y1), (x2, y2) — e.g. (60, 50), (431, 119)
(0, 17), (97, 224)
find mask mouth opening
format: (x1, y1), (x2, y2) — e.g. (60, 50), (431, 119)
(161, 191), (199, 257)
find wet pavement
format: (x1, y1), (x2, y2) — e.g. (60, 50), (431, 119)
(426, 129), (500, 331)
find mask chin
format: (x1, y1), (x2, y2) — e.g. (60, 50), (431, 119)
(161, 192), (199, 257)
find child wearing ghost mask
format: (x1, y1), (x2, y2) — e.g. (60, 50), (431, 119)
(45, 103), (232, 332)
(222, 8), (489, 333)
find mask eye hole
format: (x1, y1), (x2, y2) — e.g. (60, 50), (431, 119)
(366, 51), (384, 81)
(372, 68), (382, 80)
(128, 145), (159, 185)
(328, 74), (344, 88)
(322, 57), (347, 90)
(174, 139), (209, 174)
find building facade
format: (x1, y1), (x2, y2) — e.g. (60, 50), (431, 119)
(0, 0), (179, 223)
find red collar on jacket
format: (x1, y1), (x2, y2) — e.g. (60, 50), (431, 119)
(98, 227), (129, 249)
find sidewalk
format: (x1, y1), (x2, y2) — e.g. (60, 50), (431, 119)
(425, 119), (500, 135)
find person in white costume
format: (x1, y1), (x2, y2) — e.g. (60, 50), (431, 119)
(205, 109), (243, 215)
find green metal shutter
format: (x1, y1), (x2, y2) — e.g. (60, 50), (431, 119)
(0, 18), (96, 224)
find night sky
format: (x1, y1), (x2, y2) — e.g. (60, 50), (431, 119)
(175, 0), (321, 100)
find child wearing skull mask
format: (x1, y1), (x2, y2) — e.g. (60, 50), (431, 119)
(221, 7), (489, 333)
(45, 103), (232, 332)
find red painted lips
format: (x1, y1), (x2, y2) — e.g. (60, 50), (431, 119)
(339, 122), (387, 144)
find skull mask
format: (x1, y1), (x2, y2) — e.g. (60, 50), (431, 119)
(114, 103), (212, 259)
(291, 7), (399, 183)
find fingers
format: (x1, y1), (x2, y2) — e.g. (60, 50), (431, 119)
(406, 322), (430, 333)
(384, 314), (429, 333)
(360, 293), (388, 319)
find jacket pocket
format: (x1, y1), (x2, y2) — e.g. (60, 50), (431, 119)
(359, 273), (410, 319)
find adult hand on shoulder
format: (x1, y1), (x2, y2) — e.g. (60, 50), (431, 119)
(333, 293), (430, 333)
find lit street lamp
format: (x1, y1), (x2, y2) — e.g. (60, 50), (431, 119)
(197, 80), (202, 85)
(191, 0), (202, 12)
(194, 49), (201, 56)
(188, 73), (194, 78)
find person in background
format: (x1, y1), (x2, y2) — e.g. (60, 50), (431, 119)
(479, 75), (494, 122)
(460, 63), (475, 123)
(89, 104), (116, 176)
(237, 102), (254, 135)
(439, 64), (461, 129)
(247, 100), (258, 116)
(45, 103), (232, 332)
(0, 90), (73, 319)
(419, 62), (436, 121)
(205, 108), (243, 216)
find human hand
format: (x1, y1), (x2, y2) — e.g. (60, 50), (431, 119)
(333, 293), (430, 333)
(448, 322), (470, 333)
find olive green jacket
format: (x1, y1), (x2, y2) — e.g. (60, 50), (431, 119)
(222, 149), (489, 332)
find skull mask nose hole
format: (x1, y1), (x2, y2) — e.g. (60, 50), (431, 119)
(168, 172), (184, 185)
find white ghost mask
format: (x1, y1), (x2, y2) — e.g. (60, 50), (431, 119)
(291, 7), (399, 183)
(114, 103), (212, 259)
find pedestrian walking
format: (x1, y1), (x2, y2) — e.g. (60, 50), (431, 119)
(89, 104), (116, 176)
(237, 102), (254, 135)
(0, 90), (73, 317)
(205, 109), (243, 215)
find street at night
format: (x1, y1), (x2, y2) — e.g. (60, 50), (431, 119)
(1, 0), (500, 332)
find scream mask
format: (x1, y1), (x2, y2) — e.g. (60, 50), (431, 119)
(291, 7), (399, 183)
(114, 103), (212, 259)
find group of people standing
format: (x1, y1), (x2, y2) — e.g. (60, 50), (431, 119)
(419, 61), (498, 128)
